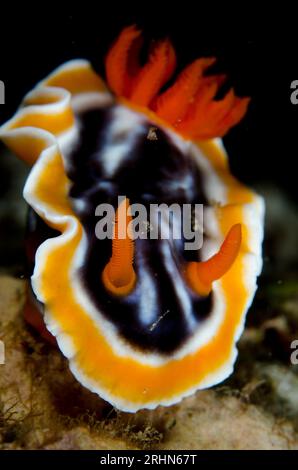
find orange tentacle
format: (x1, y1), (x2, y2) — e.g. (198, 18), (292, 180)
(129, 39), (176, 107)
(105, 26), (250, 139)
(176, 75), (226, 134)
(214, 96), (251, 137)
(105, 25), (141, 96)
(102, 198), (136, 296)
(181, 87), (234, 139)
(153, 58), (216, 125)
(185, 224), (242, 296)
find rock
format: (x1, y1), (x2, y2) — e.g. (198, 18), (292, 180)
(0, 275), (298, 449)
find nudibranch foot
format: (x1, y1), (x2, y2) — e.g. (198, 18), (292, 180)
(24, 293), (57, 346)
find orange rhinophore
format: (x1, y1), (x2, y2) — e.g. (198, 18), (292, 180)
(102, 197), (136, 296)
(105, 25), (250, 140)
(186, 224), (242, 296)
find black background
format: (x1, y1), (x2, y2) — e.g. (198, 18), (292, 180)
(0, 6), (297, 204)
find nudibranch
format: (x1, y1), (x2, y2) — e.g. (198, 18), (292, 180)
(0, 26), (264, 412)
